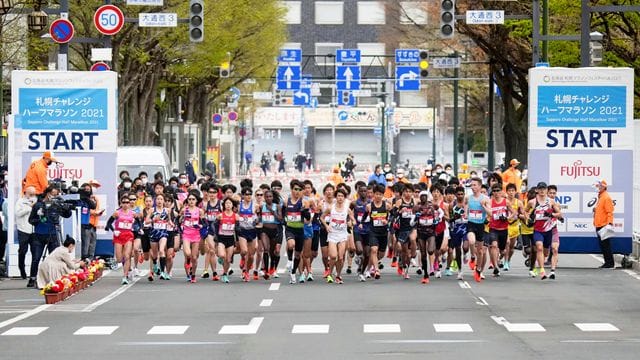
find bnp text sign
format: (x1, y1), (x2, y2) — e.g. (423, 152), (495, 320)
(528, 67), (633, 254)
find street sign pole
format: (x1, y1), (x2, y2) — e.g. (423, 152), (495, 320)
(331, 85), (336, 164)
(453, 52), (459, 175)
(58, 0), (69, 71)
(488, 60), (495, 170)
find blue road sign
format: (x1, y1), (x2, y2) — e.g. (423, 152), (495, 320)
(338, 91), (355, 107)
(373, 126), (382, 136)
(336, 49), (361, 63)
(278, 49), (302, 63)
(229, 87), (241, 103)
(395, 49), (420, 63)
(395, 66), (421, 91)
(336, 66), (361, 91)
(49, 19), (75, 44)
(276, 65), (301, 90)
(310, 97), (318, 109)
(535, 62), (550, 67)
(337, 110), (349, 121)
(293, 88), (311, 106)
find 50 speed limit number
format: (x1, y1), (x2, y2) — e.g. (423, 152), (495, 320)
(94, 5), (125, 36)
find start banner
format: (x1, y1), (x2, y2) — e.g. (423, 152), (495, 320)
(528, 67), (633, 254)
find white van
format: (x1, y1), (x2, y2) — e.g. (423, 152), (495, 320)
(117, 146), (173, 181)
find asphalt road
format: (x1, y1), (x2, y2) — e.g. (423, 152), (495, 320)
(1, 251), (639, 359)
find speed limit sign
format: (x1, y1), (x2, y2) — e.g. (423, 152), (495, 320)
(94, 5), (125, 36)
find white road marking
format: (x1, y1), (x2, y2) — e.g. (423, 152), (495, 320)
(147, 326), (189, 335)
(268, 283), (280, 291)
(475, 297), (489, 306)
(458, 281), (471, 289)
(371, 339), (486, 344)
(363, 324), (401, 333)
(0, 310), (28, 314)
(118, 341), (232, 346)
(561, 340), (612, 343)
(259, 299), (273, 307)
(277, 268), (285, 274)
(74, 326), (119, 335)
(0, 304), (50, 330)
(623, 269), (640, 281)
(433, 324), (474, 333)
(504, 323), (546, 332)
(574, 323), (619, 332)
(82, 276), (141, 312)
(2, 327), (48, 336)
(218, 317), (264, 335)
(4, 299), (42, 303)
(291, 324), (330, 334)
(490, 316), (508, 326)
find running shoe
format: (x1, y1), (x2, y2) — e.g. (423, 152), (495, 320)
(190, 275), (196, 283)
(212, 273), (220, 281)
(374, 270), (381, 280)
(217, 257), (224, 265)
(121, 277), (129, 285)
(386, 248), (393, 258)
(242, 271), (249, 282)
(421, 277), (429, 284)
(410, 258), (418, 268)
(307, 273), (314, 282)
(450, 260), (458, 271)
(391, 258), (398, 268)
(273, 271), (279, 278)
(299, 274), (306, 283)
(457, 271), (464, 280)
(416, 268), (423, 275)
(480, 273), (485, 280)
(365, 271), (372, 279)
(463, 252), (469, 265)
(262, 271), (270, 280)
(201, 270), (209, 279)
(346, 266), (352, 274)
(435, 270), (442, 278)
(468, 258), (476, 271)
(147, 271), (154, 281)
(498, 260), (504, 269)
(358, 274), (366, 282)
(529, 270), (537, 278)
(222, 274), (229, 283)
(228, 269), (234, 276)
(286, 260), (293, 272)
(269, 267), (276, 277)
(473, 270), (481, 283)
(323, 268), (330, 278)
(253, 270), (259, 281)
(488, 264), (494, 270)
(153, 264), (160, 275)
(289, 273), (296, 284)
(403, 271), (410, 280)
(326, 274), (334, 283)
(354, 256), (362, 266)
(503, 261), (510, 271)
(444, 268), (453, 276)
(397, 265), (403, 276)
(549, 271), (556, 280)
(240, 258), (246, 270)
(540, 271), (547, 280)
(493, 268), (500, 277)
(378, 261), (384, 270)
(138, 253), (144, 264)
(336, 276), (344, 284)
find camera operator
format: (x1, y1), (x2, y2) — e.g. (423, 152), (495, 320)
(26, 185), (72, 288)
(78, 183), (97, 261)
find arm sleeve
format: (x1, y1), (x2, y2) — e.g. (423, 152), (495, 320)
(105, 216), (116, 232)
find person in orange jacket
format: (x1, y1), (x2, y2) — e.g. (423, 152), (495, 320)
(593, 179), (615, 268)
(328, 167), (343, 185)
(22, 151), (57, 195)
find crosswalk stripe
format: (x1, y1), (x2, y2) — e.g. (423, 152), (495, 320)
(434, 323), (474, 333)
(292, 325), (330, 334)
(574, 323), (620, 332)
(1, 327), (48, 336)
(74, 326), (119, 335)
(363, 324), (401, 333)
(147, 326), (189, 335)
(504, 323), (546, 332)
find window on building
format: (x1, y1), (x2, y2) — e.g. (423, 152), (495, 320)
(315, 42), (343, 65)
(281, 42), (302, 49)
(315, 1), (344, 24)
(399, 90), (428, 107)
(282, 1), (302, 24)
(399, 1), (428, 25)
(357, 1), (386, 25)
(357, 42), (386, 56)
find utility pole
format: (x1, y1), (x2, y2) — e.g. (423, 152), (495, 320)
(488, 60), (495, 170)
(452, 51), (459, 175)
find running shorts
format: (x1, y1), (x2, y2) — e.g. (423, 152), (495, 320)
(450, 224), (467, 248)
(218, 235), (235, 248)
(311, 230), (320, 252)
(487, 229), (508, 251)
(435, 232), (445, 250)
(113, 231), (134, 246)
(533, 230), (553, 249)
(319, 228), (329, 248)
(263, 226), (283, 244)
(286, 227), (306, 252)
(508, 222), (520, 239)
(552, 227), (560, 244)
(467, 222), (486, 241)
(396, 230), (412, 244)
(238, 229), (257, 241)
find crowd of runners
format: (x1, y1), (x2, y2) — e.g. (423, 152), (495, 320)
(109, 161), (564, 286)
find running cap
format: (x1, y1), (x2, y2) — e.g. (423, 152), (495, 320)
(385, 173), (394, 180)
(594, 179), (608, 188)
(510, 158), (520, 166)
(536, 182), (548, 189)
(419, 190), (433, 202)
(88, 179), (101, 188)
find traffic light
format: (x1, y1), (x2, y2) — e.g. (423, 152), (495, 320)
(219, 61), (230, 78)
(440, 0), (455, 39)
(189, 0), (204, 42)
(419, 50), (429, 77)
(342, 91), (351, 104)
(273, 89), (282, 106)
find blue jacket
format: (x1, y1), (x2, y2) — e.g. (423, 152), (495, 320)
(367, 173), (386, 187)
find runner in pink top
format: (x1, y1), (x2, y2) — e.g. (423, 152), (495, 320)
(181, 193), (205, 283)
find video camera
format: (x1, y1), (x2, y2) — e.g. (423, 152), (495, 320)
(48, 179), (91, 210)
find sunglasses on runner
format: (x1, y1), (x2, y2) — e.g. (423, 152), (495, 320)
(188, 197), (197, 201)
(293, 187), (302, 191)
(255, 193), (264, 196)
(121, 200), (130, 204)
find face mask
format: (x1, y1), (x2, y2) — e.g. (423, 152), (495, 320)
(521, 185), (526, 192)
(446, 169), (453, 175)
(179, 179), (187, 185)
(28, 196), (37, 203)
(170, 184), (177, 189)
(124, 182), (131, 189)
(435, 168), (442, 173)
(141, 178), (148, 185)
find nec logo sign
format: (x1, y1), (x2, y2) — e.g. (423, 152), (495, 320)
(573, 223), (590, 229)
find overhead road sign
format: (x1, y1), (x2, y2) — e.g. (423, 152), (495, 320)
(127, 0), (163, 5)
(139, 13), (177, 27)
(351, 89), (372, 97)
(94, 4), (125, 36)
(466, 10), (505, 25)
(276, 65), (301, 90)
(395, 49), (420, 63)
(395, 66), (420, 91)
(336, 66), (361, 91)
(431, 57), (462, 69)
(278, 49), (302, 63)
(293, 88), (311, 106)
(336, 49), (361, 63)
(49, 19), (74, 44)
(252, 92), (272, 101)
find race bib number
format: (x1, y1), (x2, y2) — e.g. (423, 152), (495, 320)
(119, 221), (132, 230)
(419, 217), (433, 226)
(401, 210), (413, 218)
(219, 223), (235, 235)
(287, 212), (301, 222)
(469, 210), (483, 220)
(262, 214), (275, 223)
(153, 221), (167, 230)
